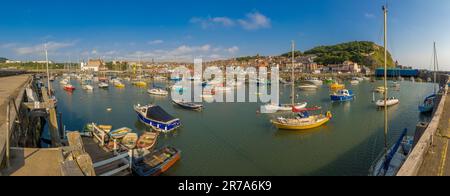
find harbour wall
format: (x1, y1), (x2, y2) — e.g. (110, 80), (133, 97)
(397, 74), (449, 176)
(0, 75), (32, 170)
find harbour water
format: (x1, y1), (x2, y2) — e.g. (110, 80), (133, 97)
(52, 79), (435, 176)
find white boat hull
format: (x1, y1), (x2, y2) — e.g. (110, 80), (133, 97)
(376, 99), (399, 107)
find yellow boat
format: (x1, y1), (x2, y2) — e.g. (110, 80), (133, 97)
(271, 112), (332, 130)
(330, 83), (345, 91)
(133, 81), (147, 87)
(374, 86), (387, 93)
(115, 83), (125, 88)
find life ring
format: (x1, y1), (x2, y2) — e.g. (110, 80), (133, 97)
(326, 111), (333, 119)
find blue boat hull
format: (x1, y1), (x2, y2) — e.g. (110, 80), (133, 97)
(330, 95), (354, 102)
(418, 104), (433, 113)
(136, 111), (181, 132)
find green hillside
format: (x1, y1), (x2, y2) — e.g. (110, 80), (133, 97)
(303, 41), (395, 68)
(0, 57), (7, 63)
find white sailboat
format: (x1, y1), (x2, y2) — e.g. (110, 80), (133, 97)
(261, 42), (307, 113)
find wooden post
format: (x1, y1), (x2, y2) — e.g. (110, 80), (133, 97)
(113, 139), (117, 152)
(129, 150), (133, 170)
(41, 87), (61, 147)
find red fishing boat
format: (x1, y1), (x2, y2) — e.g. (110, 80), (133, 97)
(64, 84), (76, 92)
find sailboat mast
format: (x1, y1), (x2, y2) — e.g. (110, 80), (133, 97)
(383, 5), (389, 157)
(45, 45), (51, 95)
(433, 42), (437, 94)
(291, 41), (295, 105)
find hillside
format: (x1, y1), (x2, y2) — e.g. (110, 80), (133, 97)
(303, 41), (395, 68)
(0, 57), (7, 63)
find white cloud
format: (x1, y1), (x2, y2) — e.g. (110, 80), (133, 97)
(227, 46), (239, 53)
(191, 12), (271, 30)
(238, 12), (271, 30)
(14, 41), (76, 55)
(148, 40), (164, 45)
(125, 44), (237, 62)
(190, 16), (235, 29)
(364, 13), (375, 19)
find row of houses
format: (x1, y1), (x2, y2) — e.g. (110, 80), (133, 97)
(4, 60), (54, 64)
(79, 57), (368, 74)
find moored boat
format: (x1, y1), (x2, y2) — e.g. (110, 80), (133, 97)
(418, 94), (436, 113)
(350, 80), (360, 85)
(134, 104), (181, 133)
(376, 97), (400, 107)
(122, 133), (138, 149)
(299, 84), (318, 91)
(304, 77), (323, 86)
(261, 102), (307, 113)
(271, 110), (333, 130)
(137, 132), (159, 150)
(98, 82), (109, 89)
(109, 127), (132, 139)
(330, 83), (345, 91)
(369, 129), (413, 176)
(330, 89), (355, 102)
(374, 86), (387, 93)
(148, 88), (169, 96)
(172, 99), (204, 111)
(133, 81), (147, 87)
(63, 84), (76, 92)
(115, 82), (125, 88)
(132, 146), (181, 176)
(82, 84), (94, 91)
(419, 42), (439, 114)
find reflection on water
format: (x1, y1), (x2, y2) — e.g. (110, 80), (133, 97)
(52, 79), (436, 176)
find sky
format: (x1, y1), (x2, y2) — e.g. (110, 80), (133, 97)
(0, 0), (449, 70)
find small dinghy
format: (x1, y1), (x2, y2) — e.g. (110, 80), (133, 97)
(148, 88), (169, 96)
(98, 82), (109, 89)
(137, 132), (159, 150)
(109, 127), (132, 139)
(350, 80), (360, 85)
(82, 85), (94, 91)
(122, 133), (138, 149)
(172, 99), (204, 111)
(376, 97), (400, 107)
(132, 146), (181, 176)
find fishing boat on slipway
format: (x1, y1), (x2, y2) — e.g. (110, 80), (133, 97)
(134, 104), (181, 133)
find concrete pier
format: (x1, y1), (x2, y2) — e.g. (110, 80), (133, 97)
(0, 75), (31, 168)
(397, 76), (450, 176)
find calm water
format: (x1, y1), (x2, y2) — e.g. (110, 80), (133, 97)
(52, 79), (435, 176)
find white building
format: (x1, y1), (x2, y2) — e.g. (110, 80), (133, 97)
(5, 60), (21, 64)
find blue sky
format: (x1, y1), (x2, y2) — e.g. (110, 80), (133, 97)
(0, 0), (449, 70)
